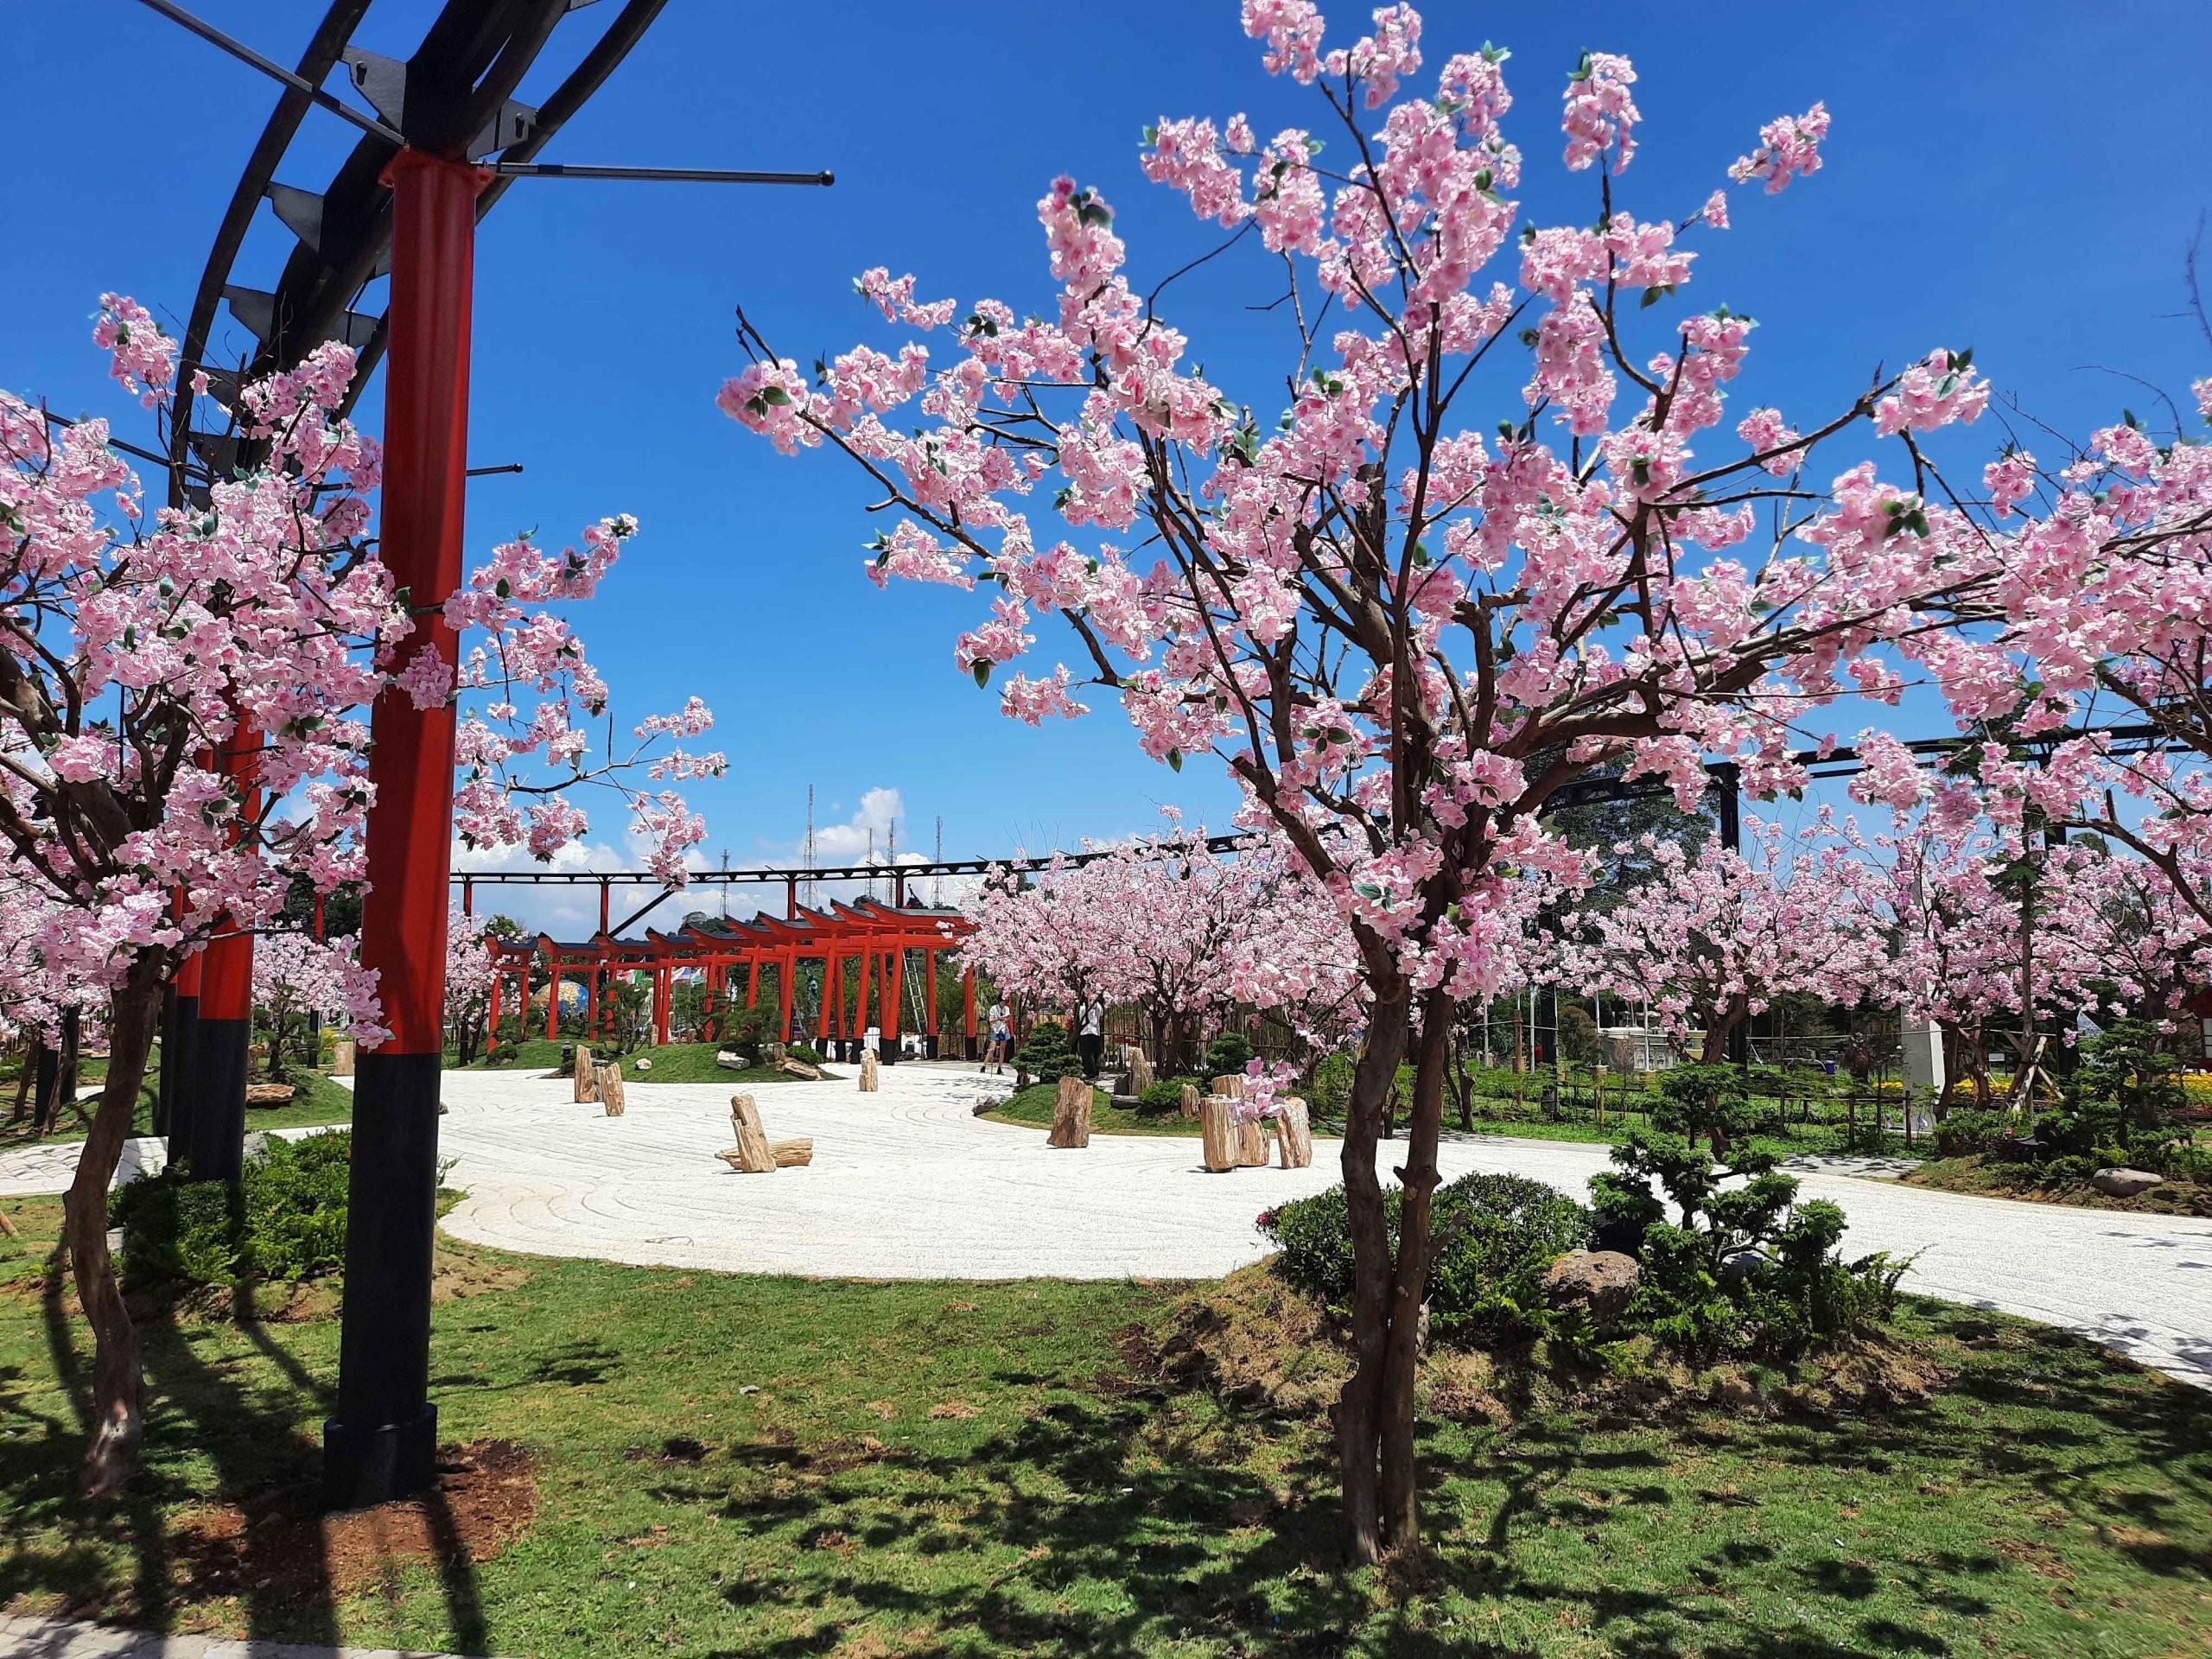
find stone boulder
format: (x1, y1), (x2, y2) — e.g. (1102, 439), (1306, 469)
(1542, 1249), (1640, 1329)
(2091, 1166), (2163, 1198)
(244, 1083), (295, 1108)
(715, 1049), (747, 1071)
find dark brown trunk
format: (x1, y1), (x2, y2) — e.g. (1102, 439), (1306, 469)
(1334, 984), (1411, 1564)
(1376, 993), (1451, 1551)
(7, 1039), (35, 1125)
(65, 953), (165, 1497)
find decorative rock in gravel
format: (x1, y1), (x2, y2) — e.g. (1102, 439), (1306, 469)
(858, 1051), (880, 1092)
(2091, 1166), (2164, 1198)
(715, 1049), (745, 1071)
(1047, 1073), (1092, 1148)
(1126, 1050), (1155, 1096)
(1543, 1249), (1641, 1329)
(574, 1046), (596, 1103)
(330, 1038), (355, 1077)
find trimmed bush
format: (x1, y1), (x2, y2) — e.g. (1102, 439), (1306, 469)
(1205, 1030), (1254, 1077)
(1258, 1172), (1592, 1346)
(113, 1130), (353, 1289)
(1014, 1020), (1084, 1083)
(1137, 1074), (1202, 1114)
(1590, 1134), (1904, 1361)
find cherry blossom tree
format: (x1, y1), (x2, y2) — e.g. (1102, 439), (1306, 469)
(3, 298), (718, 1493)
(1569, 817), (1886, 1077)
(443, 905), (499, 1065)
(250, 928), (353, 1081)
(719, 5), (2208, 1558)
(958, 823), (1357, 1073)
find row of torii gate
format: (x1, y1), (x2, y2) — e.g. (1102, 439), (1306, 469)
(486, 896), (981, 1058)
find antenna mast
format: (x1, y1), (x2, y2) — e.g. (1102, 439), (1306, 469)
(804, 785), (815, 907)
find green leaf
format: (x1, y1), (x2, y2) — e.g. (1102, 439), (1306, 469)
(760, 385), (792, 407)
(1640, 285), (1674, 308)
(972, 659), (992, 689)
(1167, 748), (1183, 772)
(1141, 124), (1159, 145)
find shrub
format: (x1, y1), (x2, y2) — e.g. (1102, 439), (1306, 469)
(1015, 1019), (1083, 1083)
(1306, 1050), (1356, 1119)
(789, 1043), (825, 1066)
(1138, 1075), (1200, 1114)
(721, 1000), (782, 1064)
(1589, 1134), (1904, 1362)
(114, 1131), (353, 1289)
(1259, 1172), (1592, 1346)
(1205, 1030), (1254, 1077)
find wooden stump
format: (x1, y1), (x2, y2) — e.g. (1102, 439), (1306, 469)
(1275, 1097), (1313, 1168)
(1179, 1083), (1202, 1120)
(1200, 1096), (1239, 1172)
(767, 1136), (813, 1168)
(775, 1057), (823, 1081)
(597, 1063), (626, 1116)
(858, 1050), (880, 1092)
(1211, 1073), (1245, 1102)
(1236, 1117), (1269, 1166)
(726, 1092), (775, 1173)
(574, 1046), (597, 1103)
(1127, 1050), (1155, 1096)
(244, 1083), (295, 1108)
(1046, 1073), (1091, 1148)
(330, 1038), (355, 1078)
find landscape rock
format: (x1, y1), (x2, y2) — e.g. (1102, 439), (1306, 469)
(244, 1082), (295, 1108)
(715, 1049), (746, 1071)
(2091, 1166), (2163, 1198)
(1543, 1249), (1641, 1329)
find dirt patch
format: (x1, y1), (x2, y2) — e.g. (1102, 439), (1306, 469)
(1131, 1260), (1943, 1427)
(170, 1438), (537, 1602)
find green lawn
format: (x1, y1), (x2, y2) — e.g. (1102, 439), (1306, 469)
(461, 1039), (836, 1089)
(0, 1068), (353, 1152)
(2, 1193), (2208, 1656)
(982, 1079), (1198, 1137)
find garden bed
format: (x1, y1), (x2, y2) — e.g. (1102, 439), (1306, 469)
(980, 1078), (1189, 1136)
(1902, 1154), (2212, 1217)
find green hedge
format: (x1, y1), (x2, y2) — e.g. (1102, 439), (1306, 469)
(1257, 1171), (1591, 1346)
(113, 1131), (352, 1288)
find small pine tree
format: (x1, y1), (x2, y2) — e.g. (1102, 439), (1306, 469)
(1016, 1020), (1084, 1084)
(1205, 1029), (1254, 1077)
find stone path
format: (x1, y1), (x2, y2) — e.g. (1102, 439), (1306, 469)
(6, 1063), (2208, 1389)
(0, 1610), (483, 1656)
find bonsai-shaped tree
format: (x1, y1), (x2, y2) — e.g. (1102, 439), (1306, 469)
(1015, 1018), (1084, 1085)
(1652, 1061), (1764, 1156)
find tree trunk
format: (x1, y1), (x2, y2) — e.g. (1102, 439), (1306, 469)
(1334, 980), (1412, 1565)
(66, 954), (164, 1496)
(1376, 993), (1450, 1551)
(8, 1038), (36, 1126)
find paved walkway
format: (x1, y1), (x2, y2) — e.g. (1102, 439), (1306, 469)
(0, 1610), (481, 1656)
(6, 1064), (2208, 1389)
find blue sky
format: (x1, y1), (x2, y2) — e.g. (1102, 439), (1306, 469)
(8, 1), (2209, 932)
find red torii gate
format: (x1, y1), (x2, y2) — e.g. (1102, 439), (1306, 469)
(484, 899), (978, 1058)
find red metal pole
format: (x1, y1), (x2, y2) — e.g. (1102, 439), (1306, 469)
(328, 149), (490, 1511)
(778, 947), (795, 1043)
(545, 955), (560, 1042)
(599, 879), (609, 936)
(315, 891), (326, 942)
(461, 876), (474, 918)
(963, 967), (976, 1042)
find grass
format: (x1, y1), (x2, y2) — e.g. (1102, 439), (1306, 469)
(0, 1068), (353, 1152)
(982, 1079), (1198, 1137)
(461, 1039), (836, 1088)
(2, 1192), (2209, 1656)
(1904, 1154), (2212, 1218)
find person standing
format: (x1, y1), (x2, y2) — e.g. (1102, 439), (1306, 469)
(1077, 999), (1104, 1080)
(982, 996), (1012, 1075)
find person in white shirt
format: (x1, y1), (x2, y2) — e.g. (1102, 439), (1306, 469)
(1077, 999), (1104, 1080)
(982, 999), (1012, 1074)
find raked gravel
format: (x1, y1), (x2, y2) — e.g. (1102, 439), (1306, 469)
(5, 1060), (2206, 1389)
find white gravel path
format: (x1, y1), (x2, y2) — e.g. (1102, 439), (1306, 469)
(7, 1062), (2208, 1389)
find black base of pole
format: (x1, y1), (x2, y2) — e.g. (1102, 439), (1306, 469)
(164, 995), (200, 1154)
(324, 1048), (442, 1510)
(184, 1015), (251, 1183)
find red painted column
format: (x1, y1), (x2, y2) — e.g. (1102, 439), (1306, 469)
(185, 722), (261, 1183)
(746, 957), (760, 1007)
(329, 149), (492, 1511)
(925, 948), (938, 1036)
(461, 877), (474, 918)
(855, 948), (871, 1042)
(963, 967), (976, 1042)
(544, 957), (560, 1042)
(820, 951), (839, 1044)
(487, 963), (502, 1042)
(586, 951), (601, 1036)
(778, 947), (794, 1042)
